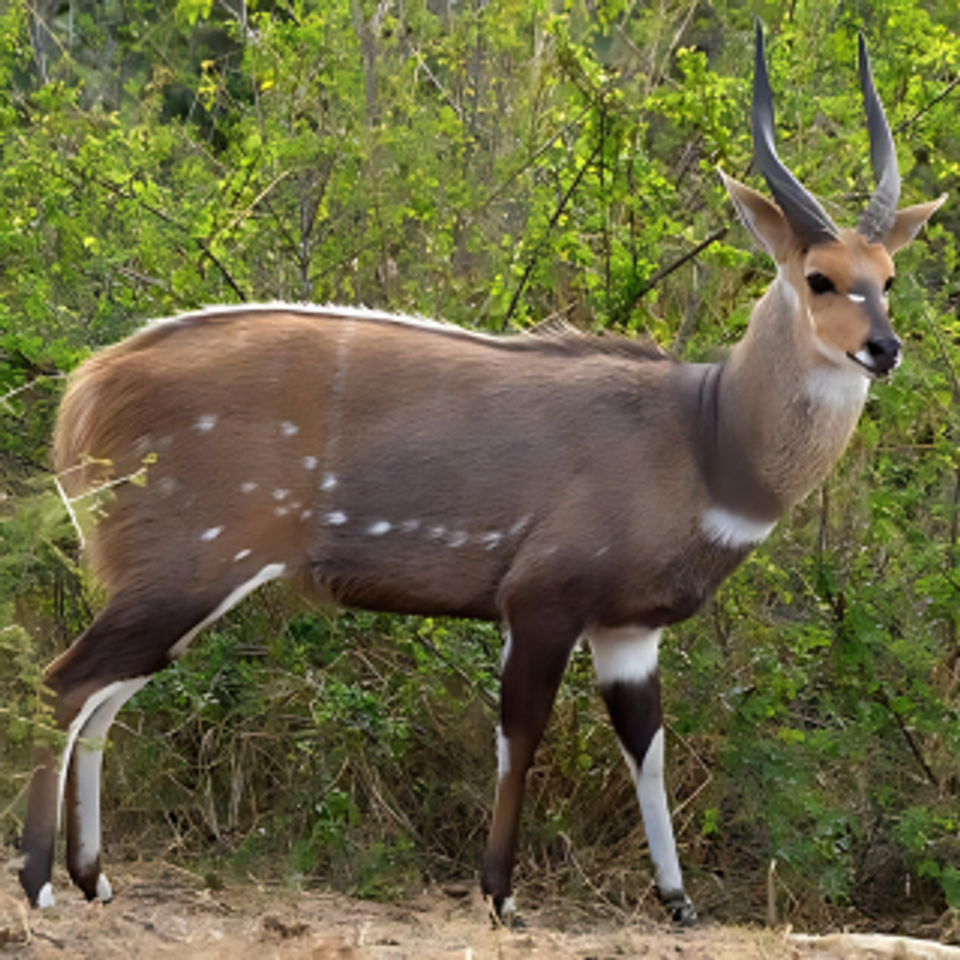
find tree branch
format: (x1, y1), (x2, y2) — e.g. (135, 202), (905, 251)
(500, 142), (602, 331)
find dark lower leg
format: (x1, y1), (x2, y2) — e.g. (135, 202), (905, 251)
(19, 747), (59, 907)
(481, 610), (581, 911)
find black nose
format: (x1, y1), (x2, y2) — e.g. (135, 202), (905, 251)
(866, 336), (901, 375)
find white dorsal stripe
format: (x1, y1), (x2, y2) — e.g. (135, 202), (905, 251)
(588, 626), (661, 686)
(702, 507), (776, 549)
(144, 301), (504, 343)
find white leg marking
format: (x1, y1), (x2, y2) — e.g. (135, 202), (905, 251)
(587, 626), (661, 686)
(71, 678), (150, 877)
(701, 507), (776, 549)
(57, 681), (129, 833)
(95, 873), (113, 902)
(495, 725), (511, 780)
(37, 882), (56, 909)
(635, 729), (684, 895)
(500, 630), (513, 672)
(169, 562), (287, 658)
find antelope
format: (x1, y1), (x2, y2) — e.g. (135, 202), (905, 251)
(19, 24), (942, 924)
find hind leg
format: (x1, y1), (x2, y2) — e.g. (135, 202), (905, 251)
(19, 593), (213, 907)
(21, 564), (288, 906)
(65, 677), (150, 901)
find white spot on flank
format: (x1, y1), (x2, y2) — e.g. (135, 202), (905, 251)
(594, 546), (609, 558)
(234, 549), (252, 562)
(301, 509), (313, 521)
(280, 421), (300, 437)
(320, 473), (337, 491)
(323, 511), (348, 526)
(304, 456), (319, 470)
(448, 531), (468, 547)
(37, 883), (55, 909)
(240, 481), (258, 494)
(274, 506), (289, 517)
(194, 415), (217, 434)
(157, 476), (177, 498)
(702, 507), (776, 549)
(509, 515), (531, 536)
(588, 626), (662, 686)
(201, 526), (223, 542)
(273, 488), (290, 500)
(428, 525), (447, 540)
(480, 532), (502, 550)
(400, 519), (420, 533)
(367, 520), (391, 536)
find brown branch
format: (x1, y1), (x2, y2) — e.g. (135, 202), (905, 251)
(876, 687), (939, 788)
(500, 142), (603, 331)
(895, 75), (960, 135)
(617, 226), (728, 324)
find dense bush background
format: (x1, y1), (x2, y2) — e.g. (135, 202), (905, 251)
(2, 0), (960, 929)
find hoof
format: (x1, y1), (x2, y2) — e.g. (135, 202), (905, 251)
(489, 894), (522, 928)
(95, 874), (113, 903)
(663, 893), (697, 926)
(36, 882), (56, 910)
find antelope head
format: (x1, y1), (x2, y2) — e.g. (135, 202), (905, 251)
(721, 24), (944, 381)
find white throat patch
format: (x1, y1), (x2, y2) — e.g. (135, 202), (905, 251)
(702, 507), (776, 549)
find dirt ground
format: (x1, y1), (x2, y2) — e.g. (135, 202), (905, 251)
(3, 859), (960, 960)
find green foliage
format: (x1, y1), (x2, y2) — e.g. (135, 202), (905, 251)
(2, 0), (960, 928)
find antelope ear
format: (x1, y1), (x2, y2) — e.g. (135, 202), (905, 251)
(882, 195), (947, 255)
(719, 168), (795, 264)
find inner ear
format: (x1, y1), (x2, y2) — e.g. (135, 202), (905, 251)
(718, 169), (796, 263)
(883, 196), (946, 255)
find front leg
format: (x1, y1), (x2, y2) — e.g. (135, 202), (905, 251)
(588, 625), (696, 925)
(481, 603), (582, 919)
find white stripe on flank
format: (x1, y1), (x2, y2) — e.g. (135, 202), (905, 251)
(169, 562), (287, 658)
(588, 626), (661, 687)
(702, 507), (776, 549)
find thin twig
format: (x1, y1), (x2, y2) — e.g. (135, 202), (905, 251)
(618, 226), (728, 324)
(895, 76), (960, 135)
(501, 142), (603, 331)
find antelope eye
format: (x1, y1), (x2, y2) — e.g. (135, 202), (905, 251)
(884, 276), (895, 294)
(806, 272), (836, 295)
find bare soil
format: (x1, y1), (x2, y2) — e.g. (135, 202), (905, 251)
(3, 859), (960, 960)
